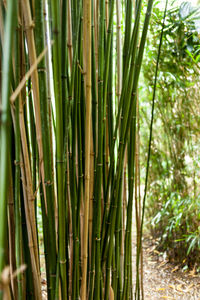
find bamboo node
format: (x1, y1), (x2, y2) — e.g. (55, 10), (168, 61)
(44, 180), (53, 186)
(111, 205), (117, 208)
(25, 22), (35, 30)
(38, 68), (46, 73)
(56, 160), (65, 164)
(52, 28), (59, 35)
(14, 160), (21, 166)
(77, 62), (86, 74)
(59, 259), (67, 264)
(95, 237), (101, 241)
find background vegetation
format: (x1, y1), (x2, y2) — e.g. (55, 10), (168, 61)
(142, 1), (200, 270)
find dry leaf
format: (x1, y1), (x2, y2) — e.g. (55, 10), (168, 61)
(175, 278), (185, 285)
(156, 287), (166, 291)
(169, 285), (175, 290)
(176, 284), (183, 293)
(185, 283), (194, 292)
(171, 266), (179, 273)
(158, 260), (169, 268)
(189, 266), (196, 277)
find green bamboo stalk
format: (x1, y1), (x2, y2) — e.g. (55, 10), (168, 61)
(135, 1), (168, 297)
(70, 65), (78, 300)
(35, 1), (57, 298)
(91, 0), (98, 156)
(123, 0), (133, 74)
(20, 185), (34, 300)
(122, 113), (136, 299)
(88, 1), (98, 297)
(93, 0), (105, 297)
(14, 15), (23, 299)
(0, 0), (17, 277)
(50, 0), (67, 298)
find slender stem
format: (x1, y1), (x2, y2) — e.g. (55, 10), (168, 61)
(0, 0), (16, 275)
(136, 1), (168, 298)
(82, 0), (92, 298)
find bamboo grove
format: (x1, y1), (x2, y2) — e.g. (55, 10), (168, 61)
(0, 0), (153, 299)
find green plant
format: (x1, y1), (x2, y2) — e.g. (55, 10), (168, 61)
(142, 0), (200, 269)
(151, 191), (200, 267)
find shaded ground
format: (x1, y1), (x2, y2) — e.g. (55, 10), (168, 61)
(132, 236), (200, 299)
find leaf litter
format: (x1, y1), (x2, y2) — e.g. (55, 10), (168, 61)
(132, 236), (200, 299)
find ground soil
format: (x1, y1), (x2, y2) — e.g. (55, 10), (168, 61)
(132, 236), (200, 300)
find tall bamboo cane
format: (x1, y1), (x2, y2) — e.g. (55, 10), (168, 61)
(0, 0), (17, 277)
(82, 0), (92, 298)
(50, 0), (67, 298)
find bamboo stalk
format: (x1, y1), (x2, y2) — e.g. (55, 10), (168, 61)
(13, 12), (24, 299)
(50, 0), (67, 297)
(116, 0), (122, 99)
(19, 93), (42, 299)
(82, 0), (92, 298)
(35, 1), (57, 297)
(67, 0), (73, 72)
(21, 0), (47, 216)
(0, 0), (17, 277)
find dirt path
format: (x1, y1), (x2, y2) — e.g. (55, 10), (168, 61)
(132, 236), (200, 299)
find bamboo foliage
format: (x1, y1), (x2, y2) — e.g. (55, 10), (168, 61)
(0, 0), (154, 299)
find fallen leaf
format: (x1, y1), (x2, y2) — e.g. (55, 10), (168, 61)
(158, 260), (169, 268)
(156, 287), (165, 291)
(176, 284), (183, 293)
(171, 266), (179, 273)
(175, 278), (185, 285)
(189, 267), (197, 277)
(169, 285), (175, 289)
(185, 283), (194, 292)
